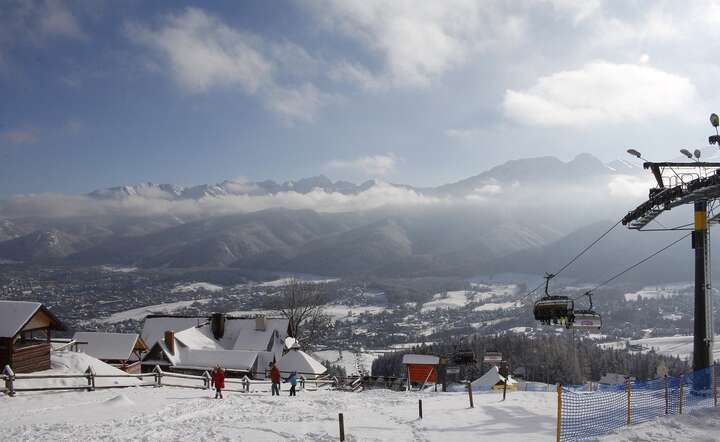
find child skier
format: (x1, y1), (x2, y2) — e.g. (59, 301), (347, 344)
(270, 362), (281, 396)
(211, 365), (225, 399)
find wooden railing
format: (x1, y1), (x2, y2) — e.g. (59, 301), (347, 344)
(1, 364), (338, 397)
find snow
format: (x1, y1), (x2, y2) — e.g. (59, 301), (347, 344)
(171, 282), (223, 293)
(0, 300), (41, 336)
(324, 304), (389, 320)
(99, 299), (211, 324)
(313, 349), (385, 375)
(256, 277), (340, 287)
(99, 265), (138, 273)
(599, 335), (720, 361)
(13, 351), (141, 390)
(601, 407), (720, 441)
(473, 302), (519, 312)
(0, 387), (558, 441)
(421, 285), (519, 312)
(141, 316), (206, 348)
(402, 354), (439, 365)
(73, 332), (140, 361)
(623, 283), (693, 301)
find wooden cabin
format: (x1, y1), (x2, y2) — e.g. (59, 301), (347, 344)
(0, 301), (65, 373)
(73, 332), (148, 374)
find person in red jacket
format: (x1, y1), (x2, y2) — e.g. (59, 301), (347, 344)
(270, 362), (281, 396)
(211, 365), (225, 399)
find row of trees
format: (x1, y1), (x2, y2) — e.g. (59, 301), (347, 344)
(372, 333), (689, 385)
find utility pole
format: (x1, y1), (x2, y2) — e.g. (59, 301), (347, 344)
(693, 200), (714, 372)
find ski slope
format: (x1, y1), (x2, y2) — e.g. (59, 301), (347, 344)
(1, 387), (557, 441)
(599, 335), (720, 361)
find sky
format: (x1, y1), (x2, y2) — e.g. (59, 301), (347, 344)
(1, 0), (720, 197)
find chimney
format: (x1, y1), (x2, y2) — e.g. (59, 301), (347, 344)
(211, 313), (226, 340)
(255, 315), (266, 331)
(164, 330), (175, 355)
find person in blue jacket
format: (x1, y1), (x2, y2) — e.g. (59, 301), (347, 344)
(286, 371), (298, 397)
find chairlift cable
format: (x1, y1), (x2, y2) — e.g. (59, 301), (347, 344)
(573, 231), (692, 300)
(516, 218), (623, 304)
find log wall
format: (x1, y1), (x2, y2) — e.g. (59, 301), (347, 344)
(11, 343), (51, 373)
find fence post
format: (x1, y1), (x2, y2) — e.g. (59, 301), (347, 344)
(85, 365), (95, 392)
(626, 380), (631, 425)
(556, 383), (562, 442)
(202, 371), (211, 390)
(418, 399), (423, 419)
(467, 382), (474, 408)
(679, 381), (684, 415)
(154, 365), (163, 387)
(338, 413), (345, 441)
(3, 365), (15, 397)
(664, 375), (669, 415)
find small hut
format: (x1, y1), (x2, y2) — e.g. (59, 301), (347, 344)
(402, 354), (440, 388)
(0, 301), (65, 373)
(471, 365), (518, 391)
(73, 332), (148, 373)
(277, 348), (327, 379)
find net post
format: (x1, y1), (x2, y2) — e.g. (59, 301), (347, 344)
(664, 375), (669, 415)
(556, 383), (562, 442)
(713, 365), (718, 407)
(626, 379), (631, 425)
(679, 380), (684, 415)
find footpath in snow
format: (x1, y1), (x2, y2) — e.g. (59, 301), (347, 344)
(0, 387), (556, 441)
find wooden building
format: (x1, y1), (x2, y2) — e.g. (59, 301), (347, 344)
(73, 332), (148, 374)
(0, 301), (65, 373)
(402, 354), (440, 388)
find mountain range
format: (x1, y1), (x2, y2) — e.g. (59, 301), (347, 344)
(2, 153), (695, 283)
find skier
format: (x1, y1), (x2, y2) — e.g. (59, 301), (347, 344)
(286, 371), (298, 397)
(211, 365), (225, 399)
(270, 362), (281, 396)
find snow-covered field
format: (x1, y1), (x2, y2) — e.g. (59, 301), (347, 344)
(171, 282), (224, 293)
(623, 283), (693, 301)
(421, 284), (519, 313)
(601, 407), (720, 441)
(97, 298), (212, 324)
(313, 349), (388, 375)
(0, 387), (557, 441)
(599, 335), (720, 361)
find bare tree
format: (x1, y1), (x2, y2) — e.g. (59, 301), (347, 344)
(266, 278), (332, 348)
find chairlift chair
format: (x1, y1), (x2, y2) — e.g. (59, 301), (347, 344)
(533, 273), (574, 326)
(452, 348), (477, 365)
(570, 292), (602, 331)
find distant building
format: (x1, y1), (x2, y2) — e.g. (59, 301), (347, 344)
(0, 300), (65, 373)
(141, 313), (293, 377)
(471, 366), (518, 391)
(598, 373), (635, 385)
(73, 332), (148, 374)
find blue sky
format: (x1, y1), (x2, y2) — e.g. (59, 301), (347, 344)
(1, 0), (719, 196)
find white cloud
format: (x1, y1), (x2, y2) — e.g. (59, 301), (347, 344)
(38, 0), (86, 40)
(503, 61), (696, 127)
(126, 8), (271, 93)
(327, 153), (398, 176)
(308, 0), (524, 87)
(263, 84), (334, 124)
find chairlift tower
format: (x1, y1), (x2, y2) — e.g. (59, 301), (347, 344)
(622, 115), (720, 371)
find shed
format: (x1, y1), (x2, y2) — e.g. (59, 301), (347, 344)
(73, 332), (148, 373)
(0, 300), (65, 373)
(471, 366), (518, 391)
(402, 354), (440, 385)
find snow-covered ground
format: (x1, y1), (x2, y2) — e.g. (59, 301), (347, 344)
(623, 283), (693, 301)
(313, 349), (388, 375)
(421, 284), (519, 313)
(601, 407), (720, 441)
(97, 298), (212, 324)
(171, 282), (224, 293)
(0, 387), (557, 441)
(599, 335), (720, 361)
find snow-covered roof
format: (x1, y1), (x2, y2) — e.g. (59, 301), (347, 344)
(402, 354), (440, 365)
(471, 366), (517, 386)
(277, 349), (327, 376)
(141, 316), (206, 348)
(0, 300), (64, 337)
(73, 332), (144, 361)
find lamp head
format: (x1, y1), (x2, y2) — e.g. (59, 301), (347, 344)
(626, 149), (642, 159)
(711, 113), (719, 128)
(694, 149), (702, 159)
(680, 149), (693, 159)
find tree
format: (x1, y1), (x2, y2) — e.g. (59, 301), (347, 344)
(266, 278), (332, 349)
